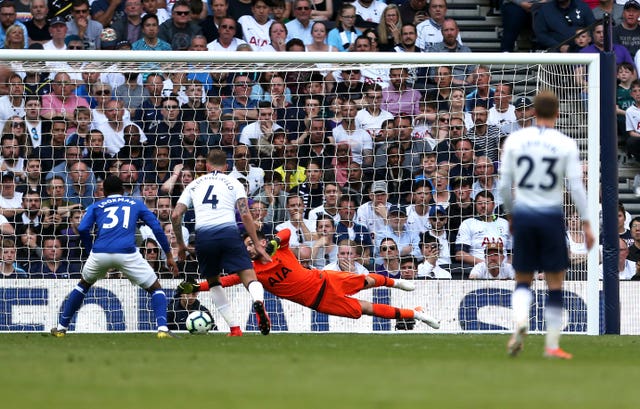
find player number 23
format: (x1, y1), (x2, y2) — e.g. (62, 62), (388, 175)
(516, 155), (558, 190)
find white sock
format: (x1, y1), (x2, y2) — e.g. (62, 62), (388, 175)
(511, 286), (533, 329)
(544, 305), (563, 350)
(158, 325), (168, 332)
(210, 285), (239, 327)
(56, 325), (68, 331)
(247, 280), (264, 303)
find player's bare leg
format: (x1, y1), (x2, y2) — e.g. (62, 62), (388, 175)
(508, 272), (534, 356)
(238, 268), (270, 335)
(359, 301), (440, 329)
(363, 273), (415, 292)
(542, 271), (572, 359)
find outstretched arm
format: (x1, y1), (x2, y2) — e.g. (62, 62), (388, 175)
(238, 197), (272, 263)
(171, 203), (189, 261)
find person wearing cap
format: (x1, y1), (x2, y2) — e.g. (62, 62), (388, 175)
(375, 204), (421, 264)
(417, 232), (452, 279)
(355, 180), (392, 238)
(468, 242), (515, 279)
(455, 190), (511, 275)
(533, 0), (595, 52)
(613, 0), (640, 56)
(66, 0), (104, 50)
(488, 83), (517, 128)
(500, 96), (536, 135)
(43, 16), (68, 50)
(65, 34), (84, 49)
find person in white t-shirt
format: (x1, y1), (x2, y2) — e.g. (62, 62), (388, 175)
(469, 241), (515, 279)
(323, 238), (370, 275)
(487, 83), (517, 127)
(238, 0), (273, 50)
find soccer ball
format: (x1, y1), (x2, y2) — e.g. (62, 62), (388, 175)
(185, 311), (214, 334)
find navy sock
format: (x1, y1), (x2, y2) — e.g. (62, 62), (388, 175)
(151, 290), (168, 329)
(547, 289), (563, 308)
(59, 286), (87, 328)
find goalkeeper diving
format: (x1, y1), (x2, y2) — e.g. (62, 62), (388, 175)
(178, 229), (440, 328)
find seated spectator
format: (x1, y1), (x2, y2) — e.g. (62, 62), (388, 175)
(274, 143), (307, 191)
(374, 237), (402, 278)
(0, 171), (24, 219)
(252, 170), (288, 225)
(310, 214), (338, 269)
(455, 190), (511, 276)
(415, 0), (452, 50)
(468, 241), (515, 279)
(66, 160), (96, 208)
(471, 156), (502, 208)
(41, 176), (82, 233)
(323, 238), (370, 274)
(25, 0), (51, 46)
(374, 143), (413, 206)
(599, 237), (640, 280)
(327, 3), (362, 51)
(566, 209), (589, 280)
(332, 98), (374, 170)
(275, 193), (315, 257)
(111, 0), (144, 45)
(158, 0), (203, 50)
(381, 67), (421, 117)
(487, 82), (517, 128)
(375, 204), (421, 261)
(0, 237), (27, 278)
(355, 180), (391, 237)
(533, 0), (595, 52)
(465, 65), (495, 112)
(238, 0), (273, 50)
(40, 72), (90, 120)
(613, 0), (640, 57)
(425, 18), (474, 87)
(59, 208), (84, 264)
(500, 96), (536, 135)
(68, 0), (103, 50)
(425, 205), (454, 269)
(141, 237), (173, 279)
(406, 180), (433, 235)
(335, 195), (374, 265)
(377, 4), (402, 52)
(625, 79), (640, 161)
(222, 73), (259, 122)
(159, 163), (195, 206)
(500, 0), (540, 52)
(417, 233), (452, 279)
(30, 235), (81, 278)
(167, 291), (216, 331)
(579, 23), (634, 67)
(448, 138), (475, 179)
(206, 16), (247, 51)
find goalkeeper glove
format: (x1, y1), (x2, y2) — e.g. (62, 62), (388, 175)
(265, 238), (280, 256)
(177, 280), (200, 294)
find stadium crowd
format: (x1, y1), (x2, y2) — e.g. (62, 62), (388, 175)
(0, 0), (638, 281)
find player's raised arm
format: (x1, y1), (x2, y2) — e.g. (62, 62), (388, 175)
(237, 197), (272, 263)
(171, 203), (189, 261)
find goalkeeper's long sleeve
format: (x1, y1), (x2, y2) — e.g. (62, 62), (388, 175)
(219, 275), (242, 288)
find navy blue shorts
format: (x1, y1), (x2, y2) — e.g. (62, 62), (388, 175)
(511, 208), (569, 273)
(195, 225), (253, 278)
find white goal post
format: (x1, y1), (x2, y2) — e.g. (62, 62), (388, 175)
(0, 50), (611, 334)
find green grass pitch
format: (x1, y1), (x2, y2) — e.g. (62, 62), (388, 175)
(1, 333), (638, 409)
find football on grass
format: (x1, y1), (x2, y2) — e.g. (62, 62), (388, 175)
(185, 311), (214, 334)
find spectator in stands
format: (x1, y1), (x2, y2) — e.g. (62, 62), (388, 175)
(276, 193), (315, 257)
(425, 18), (473, 87)
(327, 3), (361, 51)
(134, 73), (166, 135)
(229, 144), (264, 196)
(160, 163), (195, 206)
(334, 70), (366, 103)
(206, 16), (247, 51)
(42, 17), (68, 50)
(447, 175), (473, 239)
(139, 237), (171, 278)
(374, 237), (402, 278)
(66, 0), (102, 50)
(30, 235), (81, 278)
(377, 204), (422, 259)
(399, 0), (429, 27)
(613, 0), (640, 56)
(625, 79), (640, 161)
(41, 72), (89, 120)
(488, 83), (517, 128)
(500, 96), (535, 135)
(356, 180), (391, 237)
(25, 0), (51, 45)
(332, 98), (374, 170)
(66, 107), (92, 148)
(260, 20), (287, 51)
(167, 291), (215, 330)
(416, 0), (458, 50)
(0, 2), (27, 48)
(381, 68), (422, 116)
(142, 0), (168, 24)
(111, 0), (143, 45)
(449, 137), (475, 179)
(81, 130), (110, 181)
(3, 23), (25, 49)
(0, 134), (25, 180)
(286, 0), (313, 44)
(222, 73), (259, 122)
(308, 181), (341, 223)
(455, 190), (511, 274)
(467, 104), (504, 162)
(23, 96), (44, 152)
(565, 209), (589, 279)
(88, 81), (115, 127)
(581, 22), (635, 68)
(65, 160), (95, 208)
(435, 113), (467, 166)
(145, 96), (181, 148)
(394, 22), (421, 54)
(310, 214), (338, 269)
(377, 4), (402, 52)
(163, 221), (198, 277)
(42, 176), (81, 230)
(239, 101), (283, 157)
(158, 0), (202, 50)
(406, 179), (433, 235)
(465, 65), (494, 112)
(533, 0), (595, 52)
(424, 66), (453, 112)
(96, 99), (137, 156)
(356, 84), (395, 142)
(472, 155), (502, 206)
(617, 63), (636, 145)
(275, 143), (306, 191)
(0, 170), (23, 218)
(414, 151), (438, 182)
(500, 0), (542, 52)
(417, 232), (452, 279)
(47, 144), (95, 195)
(169, 120), (208, 164)
(593, 0), (623, 26)
(0, 237), (27, 278)
(114, 73), (148, 115)
(132, 13), (172, 50)
(449, 88), (473, 130)
(599, 237), (639, 280)
(627, 216), (640, 261)
(16, 157), (43, 196)
(468, 241), (515, 279)
(237, 0), (273, 50)
(374, 143), (413, 206)
(31, 116), (67, 173)
(119, 161), (142, 199)
(253, 170), (288, 225)
(199, 0), (234, 43)
(353, 0), (386, 31)
(334, 195), (373, 263)
(323, 238), (370, 274)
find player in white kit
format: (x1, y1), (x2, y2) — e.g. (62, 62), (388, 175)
(171, 149), (272, 335)
(498, 90), (594, 359)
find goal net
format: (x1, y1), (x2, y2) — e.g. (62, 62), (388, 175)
(0, 50), (615, 334)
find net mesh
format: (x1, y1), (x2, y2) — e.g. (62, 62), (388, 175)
(0, 54), (603, 333)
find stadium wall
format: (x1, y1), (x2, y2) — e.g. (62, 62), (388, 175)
(2, 280), (637, 335)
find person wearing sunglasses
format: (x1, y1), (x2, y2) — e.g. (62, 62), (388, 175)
(158, 0), (203, 49)
(141, 237), (173, 278)
(285, 0), (313, 44)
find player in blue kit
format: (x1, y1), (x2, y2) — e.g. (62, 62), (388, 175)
(498, 90), (594, 359)
(171, 149), (272, 335)
(51, 175), (179, 338)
